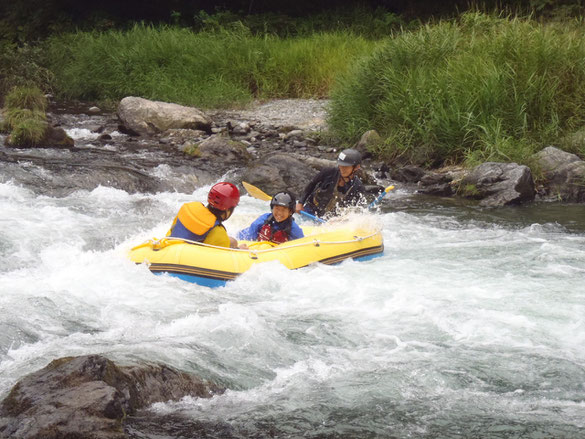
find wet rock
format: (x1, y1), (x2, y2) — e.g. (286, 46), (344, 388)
(117, 97), (212, 136)
(460, 162), (535, 207)
(534, 146), (585, 202)
(0, 355), (221, 439)
(242, 153), (318, 196)
(417, 172), (454, 196)
(390, 165), (426, 183)
(198, 134), (252, 164)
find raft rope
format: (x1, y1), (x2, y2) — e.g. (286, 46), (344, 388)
(135, 230), (381, 254)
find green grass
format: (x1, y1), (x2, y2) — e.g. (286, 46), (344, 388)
(3, 85), (48, 146)
(8, 117), (47, 146)
(4, 85), (47, 112)
(45, 24), (375, 108)
(328, 12), (585, 167)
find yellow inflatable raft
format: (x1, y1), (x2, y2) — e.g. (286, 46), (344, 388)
(129, 225), (383, 287)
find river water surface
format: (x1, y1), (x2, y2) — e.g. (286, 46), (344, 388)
(1, 124), (584, 438)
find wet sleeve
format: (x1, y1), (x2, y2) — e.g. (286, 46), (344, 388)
(203, 225), (231, 248)
(289, 221), (305, 240)
(299, 169), (328, 204)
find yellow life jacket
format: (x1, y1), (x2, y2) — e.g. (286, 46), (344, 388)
(167, 202), (219, 240)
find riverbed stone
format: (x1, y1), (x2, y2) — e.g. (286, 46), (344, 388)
(0, 355), (222, 439)
(242, 152), (318, 197)
(197, 134), (252, 164)
(460, 162), (535, 207)
(117, 97), (212, 136)
(534, 146), (585, 202)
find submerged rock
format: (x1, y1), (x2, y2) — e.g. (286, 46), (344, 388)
(0, 355), (222, 439)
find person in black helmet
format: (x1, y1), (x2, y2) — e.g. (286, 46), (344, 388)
(237, 191), (304, 244)
(295, 148), (366, 218)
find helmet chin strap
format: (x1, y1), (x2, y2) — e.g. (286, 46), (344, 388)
(340, 166), (356, 183)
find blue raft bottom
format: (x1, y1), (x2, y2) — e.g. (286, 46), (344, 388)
(154, 251), (384, 288)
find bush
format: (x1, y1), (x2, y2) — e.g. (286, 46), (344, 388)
(328, 12), (585, 167)
(0, 41), (54, 102)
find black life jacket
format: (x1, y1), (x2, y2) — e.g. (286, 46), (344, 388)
(257, 215), (292, 244)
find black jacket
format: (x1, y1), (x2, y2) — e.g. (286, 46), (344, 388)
(300, 167), (366, 217)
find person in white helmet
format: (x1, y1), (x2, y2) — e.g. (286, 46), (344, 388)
(295, 148), (366, 218)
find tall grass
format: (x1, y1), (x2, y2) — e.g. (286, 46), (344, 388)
(328, 12), (585, 166)
(46, 24), (375, 108)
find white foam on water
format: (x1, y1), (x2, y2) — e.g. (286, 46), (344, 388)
(1, 179), (585, 435)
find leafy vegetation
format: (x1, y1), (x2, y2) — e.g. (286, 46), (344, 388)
(45, 24), (375, 108)
(328, 12), (585, 167)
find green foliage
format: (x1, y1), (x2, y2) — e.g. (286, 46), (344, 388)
(193, 6), (408, 38)
(0, 41), (54, 101)
(8, 117), (48, 146)
(4, 85), (47, 112)
(45, 23), (374, 108)
(328, 12), (585, 167)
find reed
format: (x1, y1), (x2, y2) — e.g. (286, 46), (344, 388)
(46, 24), (374, 108)
(328, 12), (585, 166)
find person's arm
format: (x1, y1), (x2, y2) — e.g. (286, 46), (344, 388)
(237, 213), (268, 240)
(289, 221), (305, 240)
(299, 168), (330, 205)
(347, 177), (368, 205)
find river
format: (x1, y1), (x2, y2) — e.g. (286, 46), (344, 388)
(1, 118), (584, 438)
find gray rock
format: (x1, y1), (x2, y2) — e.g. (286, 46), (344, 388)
(460, 162), (535, 207)
(117, 97), (212, 136)
(0, 355), (221, 439)
(242, 153), (318, 197)
(354, 130), (381, 157)
(198, 135), (252, 164)
(534, 146), (585, 202)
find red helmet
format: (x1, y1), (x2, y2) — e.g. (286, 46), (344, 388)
(208, 182), (240, 211)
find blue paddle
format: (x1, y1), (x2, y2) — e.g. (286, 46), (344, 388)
(368, 185), (395, 209)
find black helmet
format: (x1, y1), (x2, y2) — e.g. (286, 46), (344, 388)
(270, 191), (296, 211)
(337, 148), (361, 166)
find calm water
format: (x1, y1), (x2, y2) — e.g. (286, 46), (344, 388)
(1, 127), (584, 438)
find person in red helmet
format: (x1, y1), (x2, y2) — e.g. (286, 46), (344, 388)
(167, 182), (241, 248)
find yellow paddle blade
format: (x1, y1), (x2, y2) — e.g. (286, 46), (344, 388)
(242, 181), (272, 201)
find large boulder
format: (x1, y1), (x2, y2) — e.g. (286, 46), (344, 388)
(534, 146), (585, 202)
(117, 97), (212, 136)
(460, 162), (535, 207)
(242, 153), (319, 197)
(0, 355), (222, 439)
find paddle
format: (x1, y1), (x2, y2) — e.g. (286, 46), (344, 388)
(242, 181), (326, 223)
(368, 185), (395, 209)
